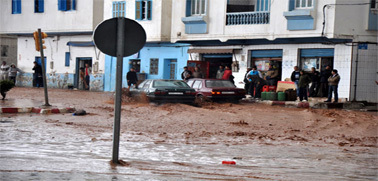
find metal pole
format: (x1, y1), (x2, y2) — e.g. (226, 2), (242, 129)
(353, 43), (359, 102)
(112, 18), (125, 164)
(38, 29), (51, 106)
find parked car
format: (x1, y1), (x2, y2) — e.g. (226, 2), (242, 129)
(187, 78), (246, 102)
(129, 79), (196, 103)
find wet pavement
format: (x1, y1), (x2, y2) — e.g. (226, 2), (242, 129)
(1, 115), (377, 180)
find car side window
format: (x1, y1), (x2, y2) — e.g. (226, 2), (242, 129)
(187, 80), (194, 87)
(193, 80), (201, 89)
(198, 81), (203, 89)
(143, 80), (151, 89)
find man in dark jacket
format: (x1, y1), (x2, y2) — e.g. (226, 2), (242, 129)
(126, 68), (138, 89)
(181, 66), (192, 80)
(318, 66), (332, 97)
(290, 66), (300, 96)
(32, 61), (43, 87)
(298, 70), (312, 101)
(309, 67), (320, 97)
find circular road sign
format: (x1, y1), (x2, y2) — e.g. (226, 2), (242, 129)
(93, 17), (146, 57)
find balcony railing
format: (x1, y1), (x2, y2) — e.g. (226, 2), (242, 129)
(226, 11), (270, 25)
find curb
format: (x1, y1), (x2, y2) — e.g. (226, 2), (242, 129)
(1, 107), (76, 114)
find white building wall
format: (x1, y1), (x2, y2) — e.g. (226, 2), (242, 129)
(0, 1), (101, 33)
(103, 0), (171, 42)
(17, 36), (104, 75)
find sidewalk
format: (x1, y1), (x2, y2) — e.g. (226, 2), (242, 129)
(242, 96), (375, 111)
(0, 98), (75, 114)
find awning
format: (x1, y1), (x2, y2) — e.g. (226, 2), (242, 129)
(66, 41), (95, 47)
(187, 49), (235, 54)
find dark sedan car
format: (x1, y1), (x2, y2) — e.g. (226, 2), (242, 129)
(187, 78), (246, 102)
(129, 79), (196, 103)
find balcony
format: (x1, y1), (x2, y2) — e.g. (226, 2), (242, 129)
(226, 11), (270, 25)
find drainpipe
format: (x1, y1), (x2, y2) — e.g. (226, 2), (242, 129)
(352, 43), (359, 102)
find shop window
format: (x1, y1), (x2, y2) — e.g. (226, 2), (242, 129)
(136, 0), (152, 20)
(35, 0), (44, 13)
(295, 0), (313, 9)
(149, 58), (158, 75)
(299, 49), (334, 72)
(129, 59), (140, 72)
(58, 0), (76, 11)
(12, 0), (22, 14)
(113, 1), (126, 17)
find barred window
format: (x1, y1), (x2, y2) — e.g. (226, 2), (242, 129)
(149, 58), (158, 75)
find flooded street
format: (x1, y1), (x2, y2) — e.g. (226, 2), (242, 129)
(1, 115), (377, 180)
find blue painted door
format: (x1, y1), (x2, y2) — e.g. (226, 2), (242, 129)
(163, 59), (177, 80)
(34, 57), (46, 87)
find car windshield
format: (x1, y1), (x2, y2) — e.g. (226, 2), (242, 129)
(153, 80), (190, 88)
(205, 80), (235, 88)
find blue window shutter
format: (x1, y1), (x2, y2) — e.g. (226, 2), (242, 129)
(264, 0), (269, 11)
(136, 0), (142, 20)
(300, 49), (334, 57)
(288, 0), (295, 11)
(72, 0), (76, 10)
(65, 52), (70, 67)
(147, 0), (152, 20)
(251, 50), (283, 58)
(112, 1), (116, 17)
(58, 0), (67, 11)
(41, 0), (44, 12)
(12, 0), (22, 14)
(185, 0), (191, 17)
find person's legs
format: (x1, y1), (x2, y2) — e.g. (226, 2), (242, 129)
(326, 85), (333, 102)
(334, 85), (338, 102)
(9, 76), (16, 84)
(255, 84), (262, 98)
(304, 87), (308, 101)
(299, 87), (304, 101)
(85, 75), (90, 90)
(295, 81), (299, 96)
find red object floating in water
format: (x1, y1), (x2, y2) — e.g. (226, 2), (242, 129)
(222, 161), (236, 165)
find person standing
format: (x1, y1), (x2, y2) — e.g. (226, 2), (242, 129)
(309, 67), (320, 97)
(290, 66), (301, 96)
(248, 66), (262, 97)
(244, 67), (252, 95)
(216, 65), (225, 79)
(84, 63), (91, 90)
(192, 67), (204, 78)
(298, 70), (312, 102)
(32, 61), (43, 87)
(126, 68), (138, 89)
(318, 65), (332, 97)
(265, 64), (279, 86)
(8, 64), (23, 85)
(79, 67), (88, 90)
(0, 61), (10, 81)
(222, 66), (233, 84)
(325, 69), (340, 103)
(181, 66), (192, 80)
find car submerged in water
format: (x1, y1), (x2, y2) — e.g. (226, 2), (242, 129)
(129, 79), (196, 104)
(187, 78), (246, 103)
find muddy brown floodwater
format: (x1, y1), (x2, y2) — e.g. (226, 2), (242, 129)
(1, 87), (377, 180)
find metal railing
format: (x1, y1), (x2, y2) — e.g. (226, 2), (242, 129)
(226, 11), (270, 25)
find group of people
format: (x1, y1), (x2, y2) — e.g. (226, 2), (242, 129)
(243, 64), (280, 99)
(79, 63), (91, 90)
(291, 65), (340, 102)
(1, 61), (24, 84)
(181, 65), (235, 84)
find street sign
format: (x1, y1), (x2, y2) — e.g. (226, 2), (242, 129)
(93, 17), (146, 164)
(93, 18), (146, 57)
(358, 43), (368, 50)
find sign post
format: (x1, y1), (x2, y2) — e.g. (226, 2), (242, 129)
(93, 17), (146, 164)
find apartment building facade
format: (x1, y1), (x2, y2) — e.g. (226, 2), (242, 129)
(170, 0), (377, 102)
(0, 0), (105, 91)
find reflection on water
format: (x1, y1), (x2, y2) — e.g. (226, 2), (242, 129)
(0, 117), (377, 180)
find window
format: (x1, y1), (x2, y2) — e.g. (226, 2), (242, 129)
(65, 52), (70, 67)
(191, 0), (207, 15)
(1, 45), (9, 57)
(129, 59), (140, 72)
(192, 80), (202, 89)
(371, 0), (377, 9)
(113, 1), (126, 17)
(35, 0), (44, 13)
(295, 0), (313, 9)
(12, 0), (21, 14)
(58, 0), (76, 11)
(149, 58), (158, 75)
(136, 0), (152, 20)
